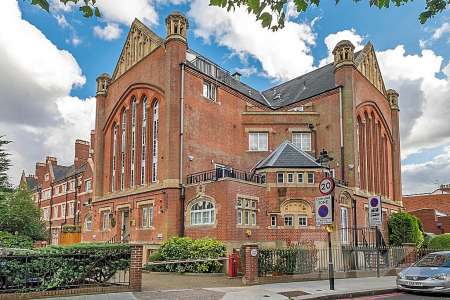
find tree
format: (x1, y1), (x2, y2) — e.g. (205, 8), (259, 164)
(388, 212), (424, 247)
(28, 0), (101, 18)
(0, 135), (11, 191)
(209, 0), (449, 31)
(0, 186), (46, 241)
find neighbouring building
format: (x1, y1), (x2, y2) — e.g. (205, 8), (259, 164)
(86, 11), (403, 257)
(21, 139), (94, 245)
(403, 184), (450, 234)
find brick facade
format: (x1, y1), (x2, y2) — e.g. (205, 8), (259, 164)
(20, 12), (403, 254)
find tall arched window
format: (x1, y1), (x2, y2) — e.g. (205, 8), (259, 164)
(112, 124), (118, 192)
(141, 97), (147, 185)
(151, 101), (159, 183)
(121, 111), (126, 190)
(190, 200), (215, 225)
(130, 98), (137, 187)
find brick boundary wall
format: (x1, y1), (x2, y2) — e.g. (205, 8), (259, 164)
(242, 244), (259, 285)
(130, 244), (144, 291)
(0, 286), (130, 300)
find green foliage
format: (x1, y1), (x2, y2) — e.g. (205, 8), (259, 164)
(28, 0), (101, 18)
(0, 243), (130, 291)
(0, 136), (11, 191)
(428, 234), (450, 249)
(388, 212), (424, 247)
(209, 0), (449, 31)
(0, 186), (46, 241)
(258, 247), (317, 275)
(144, 237), (226, 273)
(0, 231), (33, 249)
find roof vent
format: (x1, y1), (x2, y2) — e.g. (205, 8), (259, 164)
(248, 90), (252, 96)
(273, 93), (281, 101)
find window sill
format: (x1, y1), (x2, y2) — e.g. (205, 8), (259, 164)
(236, 225), (259, 229)
(137, 227), (154, 231)
(247, 150), (269, 153)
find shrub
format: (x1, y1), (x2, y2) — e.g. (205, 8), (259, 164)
(388, 212), (424, 246)
(0, 243), (131, 291)
(0, 231), (33, 249)
(144, 237), (226, 273)
(258, 247), (318, 275)
(428, 234), (450, 249)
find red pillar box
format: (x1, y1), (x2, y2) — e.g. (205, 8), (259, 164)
(228, 251), (239, 277)
(242, 243), (259, 285)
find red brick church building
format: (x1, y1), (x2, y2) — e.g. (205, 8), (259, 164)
(80, 12), (402, 254)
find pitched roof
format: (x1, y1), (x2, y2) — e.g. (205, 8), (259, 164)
(53, 165), (74, 182)
(255, 141), (322, 169)
(25, 177), (38, 191)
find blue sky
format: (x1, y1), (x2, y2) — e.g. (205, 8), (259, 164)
(1, 0), (450, 194)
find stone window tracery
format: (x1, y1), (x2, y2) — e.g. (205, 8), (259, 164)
(190, 199), (215, 225)
(152, 100), (159, 182)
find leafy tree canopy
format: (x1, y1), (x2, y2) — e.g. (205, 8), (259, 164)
(28, 0), (100, 18)
(388, 212), (424, 247)
(209, 0), (448, 30)
(0, 135), (12, 192)
(0, 186), (46, 241)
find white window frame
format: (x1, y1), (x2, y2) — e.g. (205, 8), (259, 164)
(202, 81), (216, 101)
(190, 200), (215, 226)
(284, 215), (294, 227)
(152, 101), (159, 183)
(112, 124), (118, 192)
(141, 205), (154, 228)
(298, 215), (308, 227)
(101, 211), (111, 231)
(130, 99), (137, 187)
(287, 173), (294, 183)
(85, 214), (93, 231)
(236, 197), (257, 226)
(307, 172), (315, 184)
(270, 215), (277, 227)
(297, 172), (304, 183)
(248, 132), (268, 151)
(121, 111), (126, 190)
(292, 132), (312, 151)
(277, 172), (284, 184)
(85, 179), (92, 192)
(141, 98), (147, 185)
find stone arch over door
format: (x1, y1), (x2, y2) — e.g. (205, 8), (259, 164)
(280, 199), (313, 228)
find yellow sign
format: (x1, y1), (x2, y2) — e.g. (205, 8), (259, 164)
(325, 224), (335, 232)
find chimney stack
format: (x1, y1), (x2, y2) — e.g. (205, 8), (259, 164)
(75, 139), (90, 168)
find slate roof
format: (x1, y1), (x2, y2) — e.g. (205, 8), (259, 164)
(52, 164), (87, 183)
(255, 141), (322, 169)
(186, 50), (339, 109)
(25, 177), (38, 191)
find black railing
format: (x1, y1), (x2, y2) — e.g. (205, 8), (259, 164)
(187, 168), (264, 185)
(338, 227), (387, 247)
(0, 248), (131, 293)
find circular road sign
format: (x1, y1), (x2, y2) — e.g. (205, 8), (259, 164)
(318, 205), (329, 218)
(370, 197), (379, 207)
(319, 177), (335, 195)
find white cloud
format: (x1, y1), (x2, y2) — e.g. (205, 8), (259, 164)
(188, 0), (316, 81)
(0, 0), (95, 184)
(96, 0), (158, 27)
(235, 66), (258, 77)
(94, 23), (122, 41)
(55, 14), (69, 28)
(402, 145), (450, 194)
(50, 0), (75, 12)
(432, 22), (450, 40)
(319, 29), (364, 66)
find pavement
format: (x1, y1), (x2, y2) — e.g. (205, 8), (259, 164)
(40, 276), (408, 300)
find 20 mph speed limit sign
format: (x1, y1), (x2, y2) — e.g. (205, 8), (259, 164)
(319, 177), (335, 195)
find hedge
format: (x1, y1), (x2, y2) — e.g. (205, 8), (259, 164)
(258, 247), (317, 276)
(388, 212), (424, 246)
(428, 234), (450, 249)
(0, 243), (131, 292)
(144, 237), (226, 273)
(0, 231), (33, 249)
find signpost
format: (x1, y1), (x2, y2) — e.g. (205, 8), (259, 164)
(368, 195), (382, 277)
(316, 177), (335, 290)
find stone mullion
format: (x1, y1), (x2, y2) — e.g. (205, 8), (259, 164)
(366, 116), (373, 193)
(374, 121), (380, 195)
(147, 101), (153, 185)
(136, 99), (143, 186)
(380, 135), (385, 197)
(384, 138), (390, 199)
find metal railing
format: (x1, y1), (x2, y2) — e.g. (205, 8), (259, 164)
(258, 246), (450, 277)
(338, 227), (388, 247)
(0, 249), (130, 293)
(187, 168), (264, 185)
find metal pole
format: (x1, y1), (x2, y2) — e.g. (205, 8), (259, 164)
(328, 231), (335, 290)
(376, 226), (380, 277)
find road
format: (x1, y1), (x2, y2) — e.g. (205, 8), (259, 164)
(347, 292), (449, 299)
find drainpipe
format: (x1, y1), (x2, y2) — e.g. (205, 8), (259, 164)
(339, 86), (345, 181)
(179, 63), (185, 237)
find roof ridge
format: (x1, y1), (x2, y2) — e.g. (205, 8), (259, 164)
(287, 141), (320, 165)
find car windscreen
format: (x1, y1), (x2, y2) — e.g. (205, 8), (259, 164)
(414, 254), (450, 267)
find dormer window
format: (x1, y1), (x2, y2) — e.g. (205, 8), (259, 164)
(202, 81), (216, 101)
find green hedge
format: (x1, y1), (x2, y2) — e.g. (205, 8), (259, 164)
(388, 212), (424, 246)
(428, 234), (450, 249)
(144, 237), (226, 273)
(0, 243), (131, 291)
(0, 231), (33, 249)
(258, 247), (318, 276)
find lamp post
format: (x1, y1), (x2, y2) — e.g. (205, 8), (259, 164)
(316, 149), (335, 290)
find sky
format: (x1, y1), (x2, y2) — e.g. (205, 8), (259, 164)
(0, 0), (449, 195)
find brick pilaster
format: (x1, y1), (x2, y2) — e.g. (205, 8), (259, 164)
(242, 243), (259, 285)
(130, 244), (143, 291)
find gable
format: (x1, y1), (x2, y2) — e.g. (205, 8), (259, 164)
(112, 19), (164, 80)
(354, 43), (386, 95)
